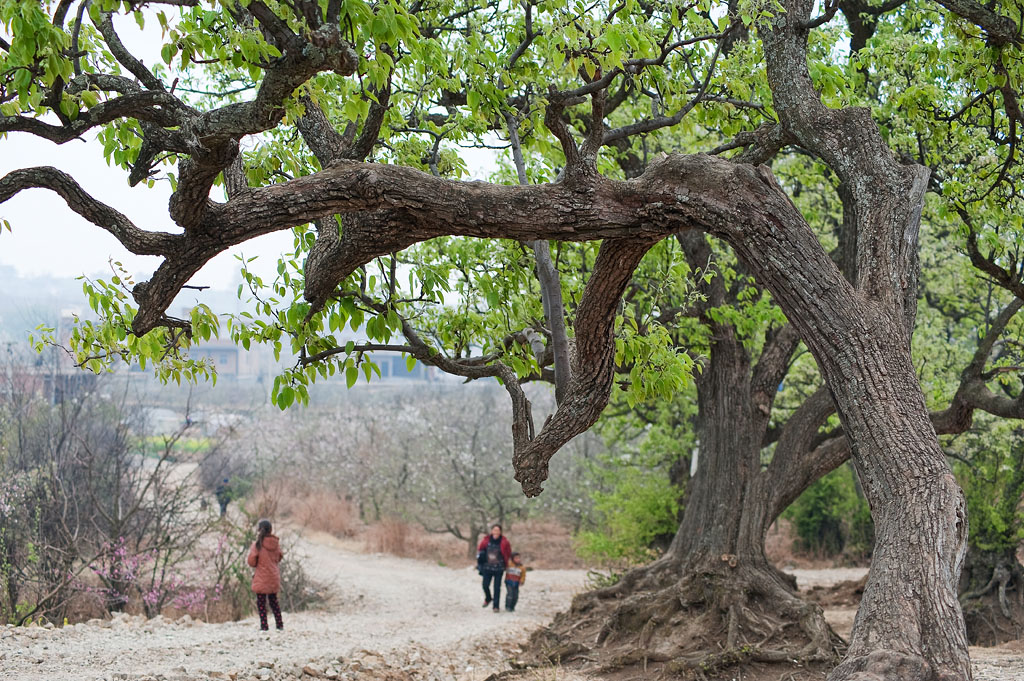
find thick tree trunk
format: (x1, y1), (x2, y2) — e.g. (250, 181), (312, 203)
(753, 0), (973, 672)
(717, 174), (971, 679)
(666, 327), (757, 567)
(661, 325), (839, 666)
(534, 308), (841, 677)
(821, 325), (969, 681)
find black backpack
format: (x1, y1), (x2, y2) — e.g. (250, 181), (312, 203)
(486, 541), (503, 567)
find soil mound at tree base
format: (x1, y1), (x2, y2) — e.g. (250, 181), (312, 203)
(515, 557), (845, 681)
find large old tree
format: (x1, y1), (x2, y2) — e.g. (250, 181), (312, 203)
(2, 0), (1023, 679)
(547, 0), (1024, 667)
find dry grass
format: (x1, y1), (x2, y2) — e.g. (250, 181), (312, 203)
(362, 519), (474, 565)
(766, 518), (855, 570)
(508, 519), (589, 569)
(364, 518), (414, 556)
(360, 518), (590, 569)
(249, 476), (360, 538)
(286, 489), (359, 538)
(250, 475), (592, 569)
(246, 477), (282, 520)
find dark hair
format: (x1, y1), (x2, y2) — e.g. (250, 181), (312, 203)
(511, 552), (520, 559)
(491, 523), (502, 532)
(256, 519), (273, 549)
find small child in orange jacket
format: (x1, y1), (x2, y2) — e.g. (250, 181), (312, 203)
(247, 519), (284, 631)
(503, 553), (527, 612)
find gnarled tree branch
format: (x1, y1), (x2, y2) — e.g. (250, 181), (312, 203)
(0, 167), (179, 255)
(930, 0), (1021, 46)
(513, 237), (657, 495)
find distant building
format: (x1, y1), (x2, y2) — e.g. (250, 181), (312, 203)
(11, 309), (98, 403)
(126, 307), (279, 381)
(372, 353), (443, 382)
(190, 337), (267, 379)
(170, 308), (458, 386)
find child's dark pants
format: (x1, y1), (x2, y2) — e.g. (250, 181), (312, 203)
(504, 581), (520, 611)
(256, 592), (283, 630)
(482, 572), (502, 606)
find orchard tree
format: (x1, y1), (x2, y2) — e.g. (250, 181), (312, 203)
(2, 1), (1024, 680)
(227, 385), (597, 554)
(0, 357), (222, 623)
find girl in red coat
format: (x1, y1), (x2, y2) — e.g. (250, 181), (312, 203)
(476, 524), (511, 612)
(247, 519), (284, 631)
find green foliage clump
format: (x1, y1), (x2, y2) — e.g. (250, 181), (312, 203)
(950, 425), (1024, 555)
(784, 464), (873, 560)
(575, 468), (680, 565)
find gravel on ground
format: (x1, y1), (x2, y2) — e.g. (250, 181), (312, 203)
(2, 534), (1021, 681)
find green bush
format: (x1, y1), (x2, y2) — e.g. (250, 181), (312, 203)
(783, 463), (873, 560)
(575, 469), (680, 564)
(953, 435), (1024, 555)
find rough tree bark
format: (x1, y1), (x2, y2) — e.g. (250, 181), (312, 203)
(756, 2), (971, 679)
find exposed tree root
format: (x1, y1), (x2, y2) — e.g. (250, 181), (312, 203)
(960, 553), (1024, 646)
(525, 555), (843, 679)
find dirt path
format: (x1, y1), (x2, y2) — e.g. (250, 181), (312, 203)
(2, 539), (1022, 681)
(0, 530), (587, 681)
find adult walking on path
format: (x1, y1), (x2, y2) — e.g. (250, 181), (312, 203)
(215, 478), (232, 518)
(247, 519), (285, 631)
(477, 524), (511, 613)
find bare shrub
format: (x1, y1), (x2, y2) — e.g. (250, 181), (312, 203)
(259, 477), (360, 538)
(0, 360), (232, 624)
(365, 519), (411, 556)
(278, 544), (332, 612)
(0, 355), (319, 625)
